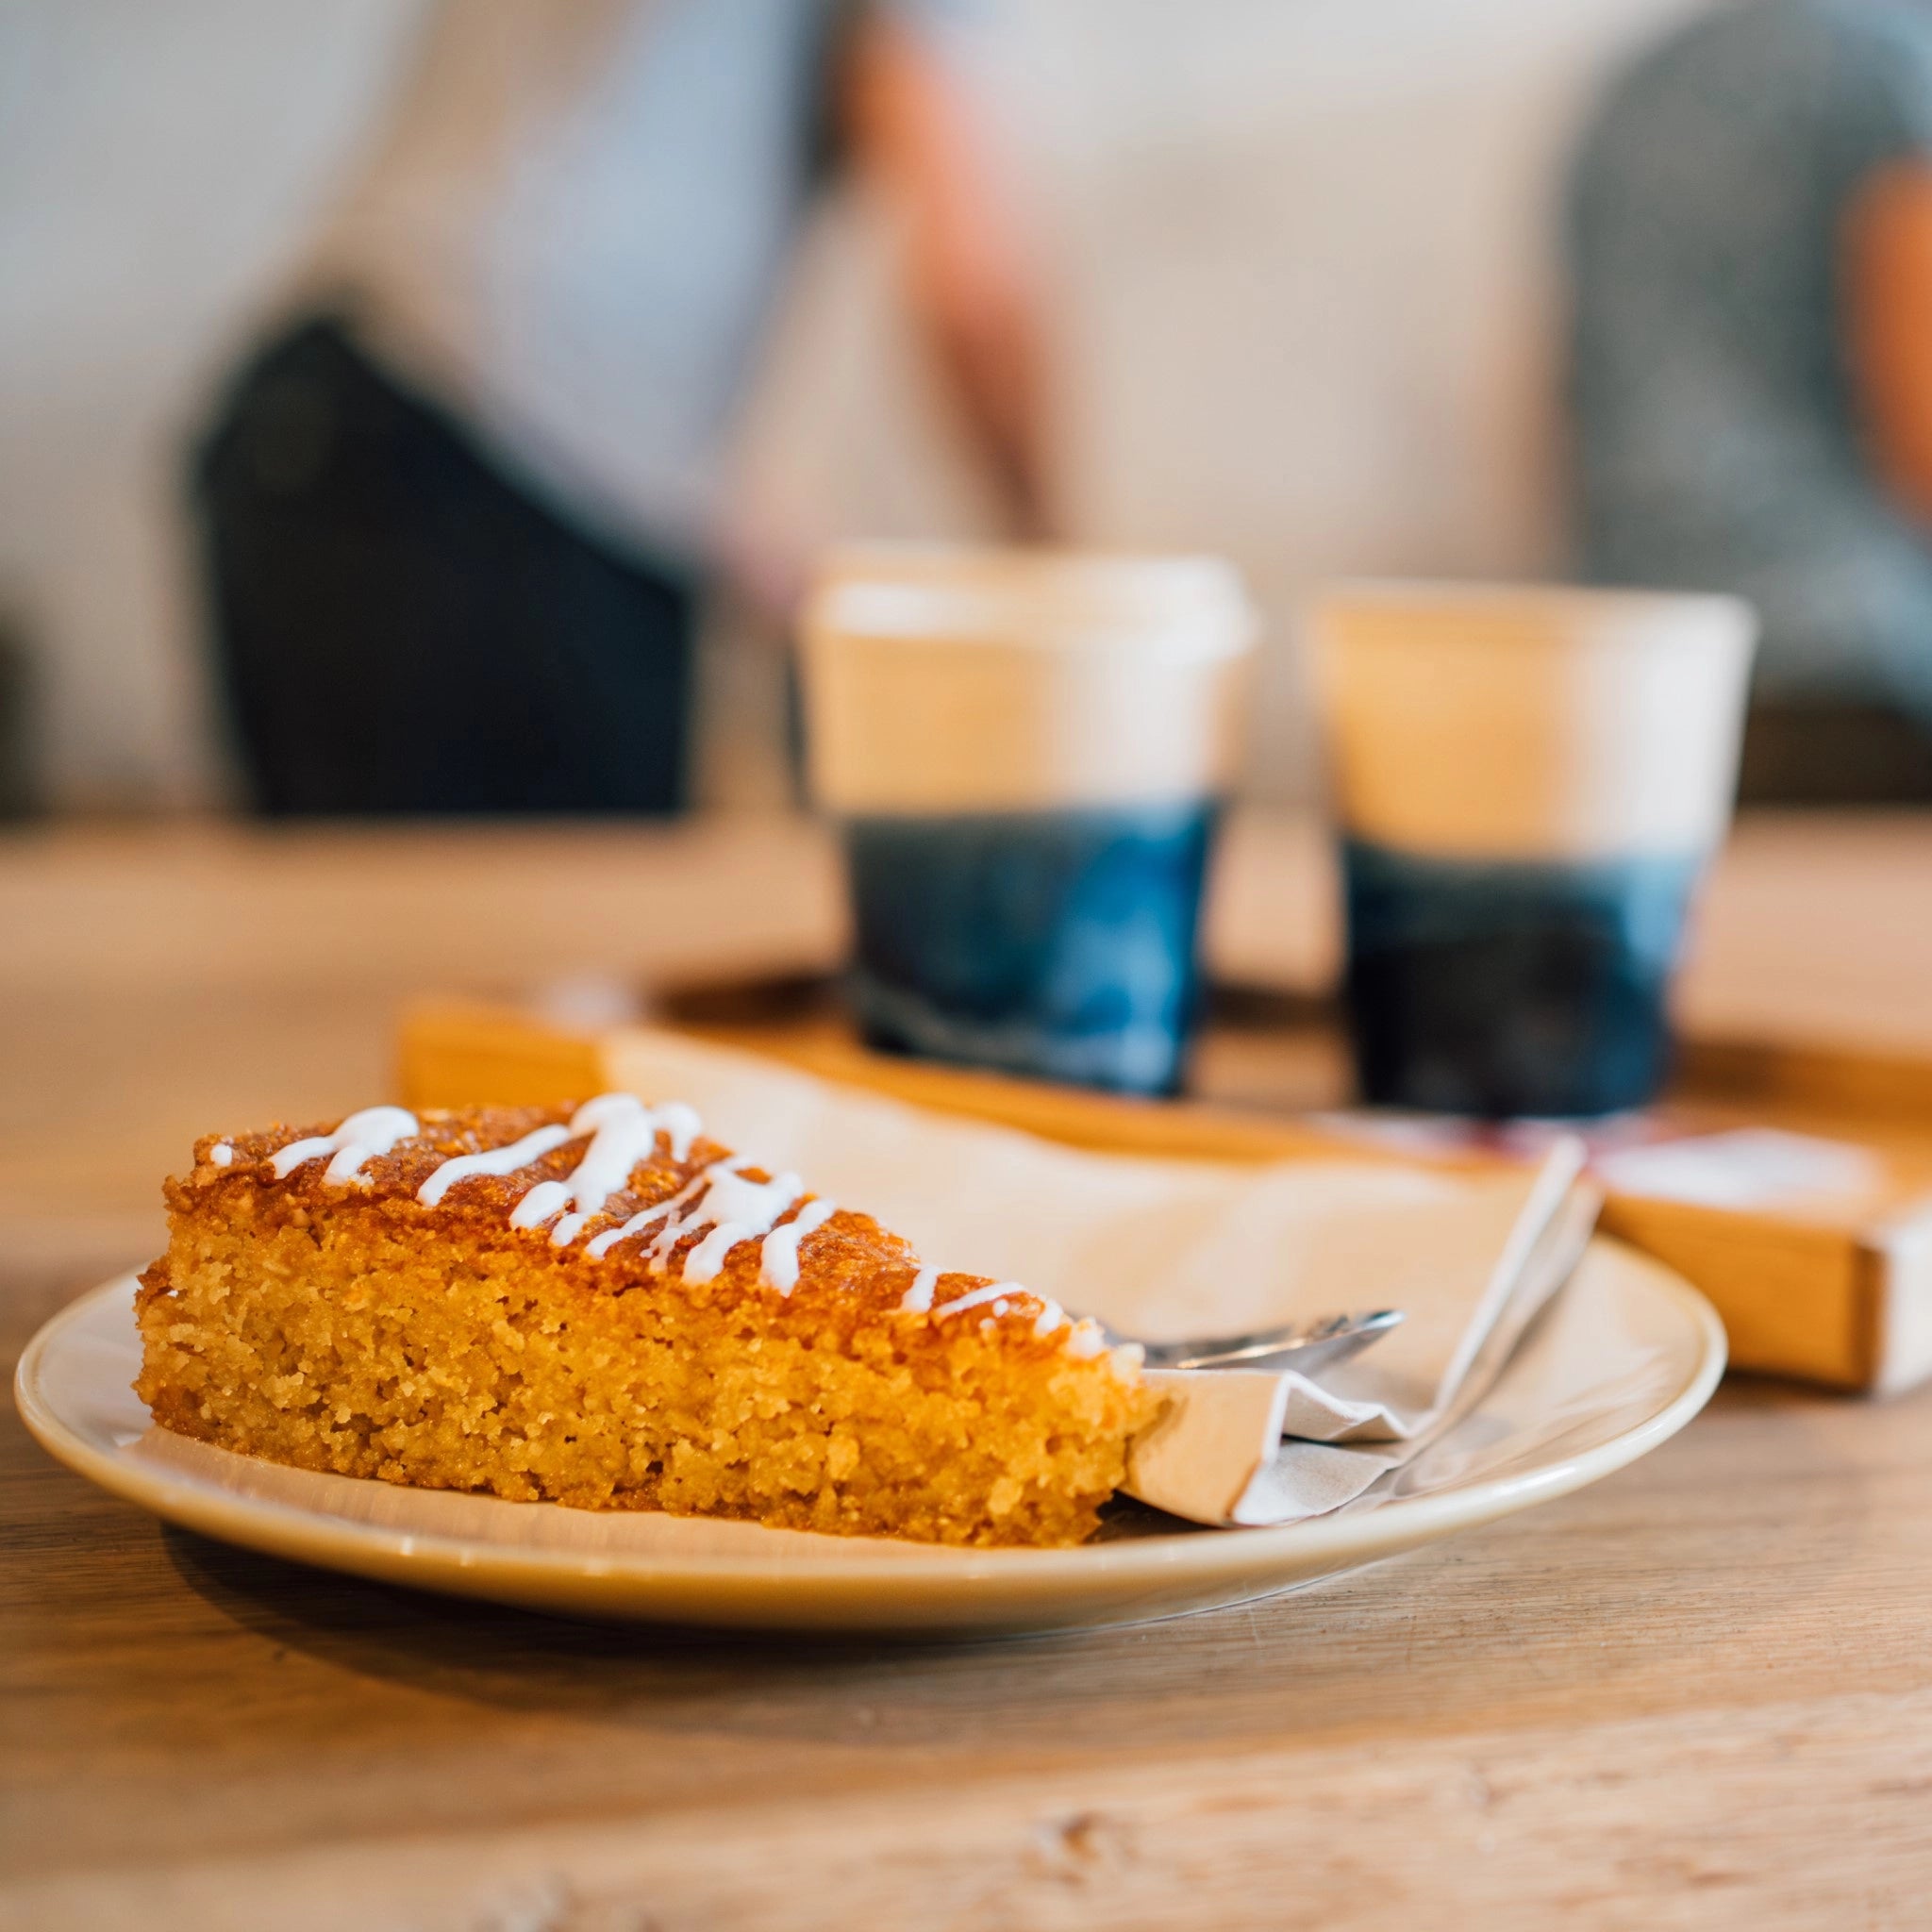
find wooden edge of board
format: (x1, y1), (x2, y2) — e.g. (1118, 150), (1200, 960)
(395, 1000), (1507, 1172)
(1598, 1192), (1873, 1390)
(397, 1001), (608, 1113)
(1682, 1033), (1932, 1120)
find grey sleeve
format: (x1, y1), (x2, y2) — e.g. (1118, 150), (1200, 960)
(1808, 0), (1932, 184)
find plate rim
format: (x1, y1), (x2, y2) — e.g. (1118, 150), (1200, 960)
(14, 1241), (1726, 1600)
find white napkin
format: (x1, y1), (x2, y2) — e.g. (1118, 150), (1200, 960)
(596, 1028), (1600, 1528)
(1129, 1157), (1597, 1523)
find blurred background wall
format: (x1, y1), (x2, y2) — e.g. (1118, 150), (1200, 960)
(0, 0), (1706, 815)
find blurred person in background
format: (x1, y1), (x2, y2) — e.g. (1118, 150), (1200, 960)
(192, 0), (1045, 817)
(1568, 0), (1932, 801)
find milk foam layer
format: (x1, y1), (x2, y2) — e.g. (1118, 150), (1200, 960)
(1313, 583), (1756, 860)
(803, 549), (1257, 815)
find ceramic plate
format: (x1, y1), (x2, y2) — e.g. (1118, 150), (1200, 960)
(15, 1241), (1722, 1634)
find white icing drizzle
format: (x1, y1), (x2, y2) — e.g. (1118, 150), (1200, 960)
(582, 1167), (713, 1259)
(698, 1164), (805, 1231)
(415, 1092), (707, 1243)
(898, 1270), (1091, 1355)
(682, 1221), (749, 1285)
(1063, 1319), (1108, 1358)
(931, 1280), (1026, 1322)
(416, 1124), (572, 1206)
(648, 1160), (750, 1262)
(208, 1142), (234, 1168)
(758, 1198), (838, 1295)
(581, 1204), (668, 1260)
(900, 1265), (941, 1313)
(251, 1093), (1108, 1343)
(552, 1093), (690, 1222)
(271, 1106), (420, 1185)
(649, 1101), (703, 1163)
(508, 1178), (571, 1229)
(678, 1167), (807, 1285)
(908, 1276), (1083, 1351)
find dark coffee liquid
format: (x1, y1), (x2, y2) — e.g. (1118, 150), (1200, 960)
(842, 802), (1218, 1094)
(1343, 839), (1703, 1118)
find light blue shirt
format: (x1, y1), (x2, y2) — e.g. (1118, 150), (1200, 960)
(306, 0), (861, 562)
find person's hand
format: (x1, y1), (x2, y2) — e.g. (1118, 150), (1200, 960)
(1846, 161), (1932, 528)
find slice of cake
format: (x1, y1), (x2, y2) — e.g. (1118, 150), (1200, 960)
(134, 1094), (1159, 1547)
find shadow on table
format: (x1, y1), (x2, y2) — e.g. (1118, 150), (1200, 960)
(155, 1379), (1877, 1758)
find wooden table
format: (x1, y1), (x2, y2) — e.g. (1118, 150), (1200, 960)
(7, 810), (1932, 1930)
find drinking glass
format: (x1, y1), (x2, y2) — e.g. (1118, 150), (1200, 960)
(1311, 582), (1756, 1118)
(802, 548), (1256, 1094)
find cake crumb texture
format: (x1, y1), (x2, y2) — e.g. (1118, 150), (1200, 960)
(134, 1107), (1158, 1547)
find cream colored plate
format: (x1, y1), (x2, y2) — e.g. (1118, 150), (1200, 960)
(15, 1241), (1723, 1634)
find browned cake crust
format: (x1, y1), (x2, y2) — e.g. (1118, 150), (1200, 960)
(135, 1102), (1159, 1546)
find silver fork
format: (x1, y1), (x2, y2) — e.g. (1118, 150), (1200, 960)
(1102, 1307), (1404, 1375)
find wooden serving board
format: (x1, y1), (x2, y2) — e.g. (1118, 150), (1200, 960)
(397, 997), (1932, 1396)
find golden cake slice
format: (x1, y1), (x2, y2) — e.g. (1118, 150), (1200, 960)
(134, 1095), (1159, 1547)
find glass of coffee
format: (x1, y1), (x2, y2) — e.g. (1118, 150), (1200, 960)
(1311, 582), (1756, 1119)
(801, 548), (1256, 1094)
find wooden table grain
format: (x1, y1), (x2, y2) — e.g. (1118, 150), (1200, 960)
(6, 810), (1932, 1931)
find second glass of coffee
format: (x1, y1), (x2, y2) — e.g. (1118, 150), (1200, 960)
(1312, 583), (1756, 1119)
(801, 550), (1256, 1094)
